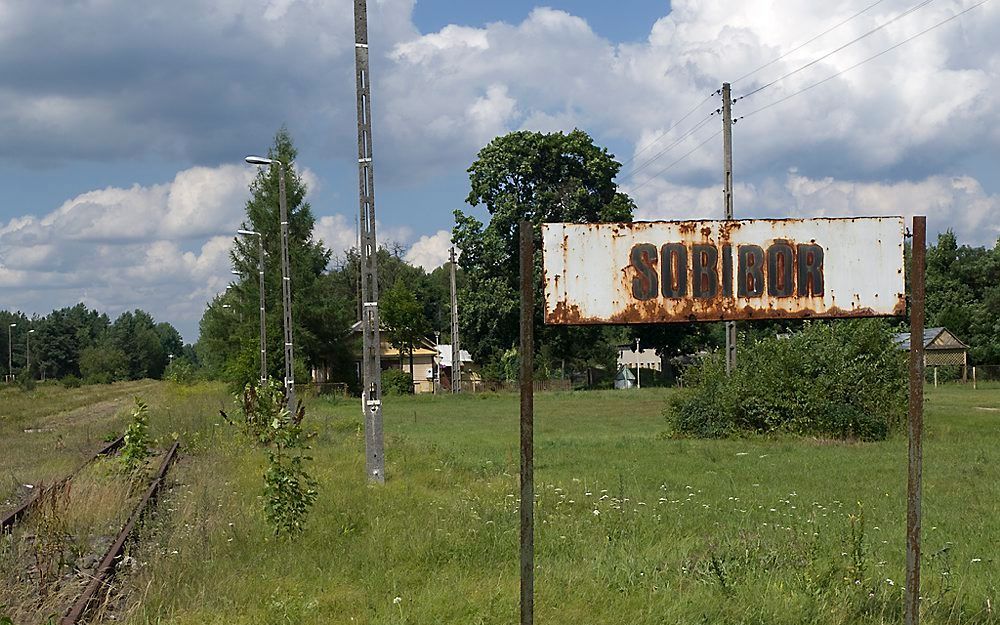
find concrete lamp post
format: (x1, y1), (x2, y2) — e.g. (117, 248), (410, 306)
(7, 323), (15, 382)
(245, 155), (295, 413)
(26, 329), (34, 377)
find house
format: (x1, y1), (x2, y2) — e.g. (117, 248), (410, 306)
(893, 326), (970, 380)
(436, 344), (479, 392)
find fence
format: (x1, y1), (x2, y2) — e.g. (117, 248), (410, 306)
(303, 382), (350, 398)
(464, 379), (572, 394)
(925, 365), (1000, 387)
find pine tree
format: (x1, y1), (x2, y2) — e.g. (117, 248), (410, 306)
(201, 127), (351, 386)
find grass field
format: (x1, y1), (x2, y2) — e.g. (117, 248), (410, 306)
(3, 382), (999, 624)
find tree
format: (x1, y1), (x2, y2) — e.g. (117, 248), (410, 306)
(381, 278), (431, 375)
(454, 128), (635, 370)
(199, 127), (352, 388)
(924, 230), (1000, 364)
(111, 310), (168, 379)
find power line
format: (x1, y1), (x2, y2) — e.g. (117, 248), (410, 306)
(734, 0), (891, 85)
(627, 113), (716, 178)
(739, 0), (993, 121)
(620, 92), (716, 168)
(630, 128), (722, 192)
(736, 0), (939, 101)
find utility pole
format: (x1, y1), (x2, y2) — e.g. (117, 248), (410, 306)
(450, 246), (461, 393)
(722, 82), (737, 376)
(354, 0), (385, 484)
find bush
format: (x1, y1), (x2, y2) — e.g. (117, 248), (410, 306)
(382, 368), (413, 395)
(61, 374), (82, 388)
(16, 369), (35, 392)
(164, 357), (197, 384)
(79, 345), (129, 382)
(666, 320), (906, 441)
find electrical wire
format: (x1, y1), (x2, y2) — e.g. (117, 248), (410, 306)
(629, 129), (722, 192)
(627, 113), (716, 177)
(734, 0), (891, 85)
(620, 92), (717, 168)
(739, 0), (993, 121)
(736, 0), (939, 101)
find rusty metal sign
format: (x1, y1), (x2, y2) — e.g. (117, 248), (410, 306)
(543, 217), (905, 324)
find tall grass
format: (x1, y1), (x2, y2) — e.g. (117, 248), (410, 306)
(117, 385), (999, 625)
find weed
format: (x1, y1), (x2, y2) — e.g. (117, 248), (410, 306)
(120, 397), (153, 477)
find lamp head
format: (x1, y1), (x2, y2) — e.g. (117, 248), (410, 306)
(245, 155), (275, 166)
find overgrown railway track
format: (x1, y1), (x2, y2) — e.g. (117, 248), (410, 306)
(0, 434), (126, 532)
(60, 441), (180, 625)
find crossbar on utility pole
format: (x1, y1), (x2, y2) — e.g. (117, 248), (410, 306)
(354, 0), (385, 484)
(450, 246), (461, 393)
(722, 82), (737, 375)
(906, 215), (927, 625)
(518, 222), (534, 625)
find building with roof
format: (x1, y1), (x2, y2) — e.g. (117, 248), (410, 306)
(893, 326), (970, 381)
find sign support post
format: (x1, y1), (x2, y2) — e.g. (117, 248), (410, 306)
(906, 215), (926, 625)
(519, 222), (534, 625)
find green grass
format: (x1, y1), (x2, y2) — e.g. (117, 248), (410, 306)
(3, 382), (999, 623)
(0, 379), (161, 508)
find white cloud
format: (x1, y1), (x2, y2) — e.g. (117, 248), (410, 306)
(627, 171), (1000, 247)
(404, 229), (454, 270)
(0, 164), (300, 339)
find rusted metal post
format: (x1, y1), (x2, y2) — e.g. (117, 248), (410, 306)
(906, 215), (926, 625)
(519, 222), (534, 625)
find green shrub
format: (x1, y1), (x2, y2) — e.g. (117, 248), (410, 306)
(61, 374), (82, 388)
(230, 379), (318, 536)
(120, 397), (153, 475)
(16, 369), (35, 392)
(666, 320), (906, 441)
(382, 369), (413, 395)
(164, 357), (197, 384)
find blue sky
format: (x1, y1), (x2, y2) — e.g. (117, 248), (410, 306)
(1, 0), (998, 341)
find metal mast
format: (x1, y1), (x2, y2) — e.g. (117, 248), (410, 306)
(353, 0), (385, 483)
(722, 82), (737, 375)
(449, 246), (461, 393)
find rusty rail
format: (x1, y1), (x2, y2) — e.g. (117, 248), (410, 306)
(61, 441), (180, 625)
(1, 434), (126, 533)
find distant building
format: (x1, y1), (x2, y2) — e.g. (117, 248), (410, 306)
(616, 346), (660, 372)
(436, 344), (479, 392)
(893, 326), (970, 380)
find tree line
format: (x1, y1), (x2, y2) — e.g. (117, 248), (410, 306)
(13, 128), (993, 393)
(0, 304), (186, 384)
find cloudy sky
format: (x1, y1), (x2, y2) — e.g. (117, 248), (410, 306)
(1, 0), (998, 341)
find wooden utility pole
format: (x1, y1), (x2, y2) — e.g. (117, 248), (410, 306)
(906, 216), (927, 625)
(722, 82), (737, 375)
(518, 222), (535, 625)
(353, 0), (385, 484)
(450, 246), (461, 393)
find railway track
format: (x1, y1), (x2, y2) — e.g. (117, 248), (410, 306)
(0, 434), (126, 533)
(60, 441), (180, 625)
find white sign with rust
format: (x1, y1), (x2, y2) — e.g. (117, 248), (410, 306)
(542, 217), (906, 324)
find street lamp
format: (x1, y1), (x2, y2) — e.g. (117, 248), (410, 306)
(26, 329), (35, 377)
(7, 323), (16, 382)
(238, 228), (267, 385)
(245, 155), (295, 412)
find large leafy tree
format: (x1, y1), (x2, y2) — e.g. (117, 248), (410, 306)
(454, 128), (635, 372)
(198, 127), (352, 386)
(925, 231), (1000, 364)
(381, 278), (431, 372)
